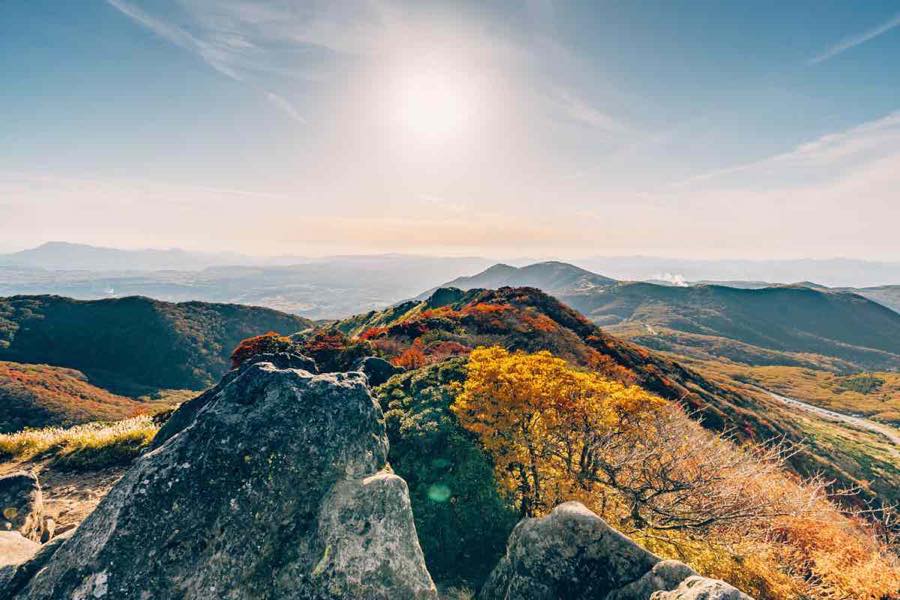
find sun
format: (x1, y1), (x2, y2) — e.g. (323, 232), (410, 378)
(394, 57), (478, 142)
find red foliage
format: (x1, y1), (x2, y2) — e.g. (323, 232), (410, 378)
(230, 332), (294, 368)
(425, 340), (471, 361)
(520, 312), (559, 333)
(460, 303), (512, 315)
(301, 331), (350, 352)
(392, 339), (428, 370)
(359, 326), (389, 340)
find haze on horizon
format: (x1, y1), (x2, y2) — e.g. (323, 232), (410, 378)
(2, 1), (899, 260)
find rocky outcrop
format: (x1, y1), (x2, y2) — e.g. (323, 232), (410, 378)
(353, 356), (403, 387)
(0, 473), (43, 542)
(480, 502), (751, 600)
(11, 362), (436, 599)
(651, 576), (752, 600)
(152, 351), (317, 449)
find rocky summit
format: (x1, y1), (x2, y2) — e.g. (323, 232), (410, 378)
(6, 362), (436, 599)
(480, 502), (752, 600)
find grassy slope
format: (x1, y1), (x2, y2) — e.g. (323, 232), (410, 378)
(338, 287), (899, 506)
(0, 295), (313, 393)
(694, 362), (900, 427)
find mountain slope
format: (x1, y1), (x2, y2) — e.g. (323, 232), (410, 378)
(334, 286), (899, 506)
(0, 361), (146, 433)
(851, 285), (900, 314)
(430, 262), (900, 371)
(561, 282), (900, 371)
(0, 295), (313, 392)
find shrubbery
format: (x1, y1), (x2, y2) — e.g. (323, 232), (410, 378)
(447, 347), (900, 599)
(377, 359), (518, 589)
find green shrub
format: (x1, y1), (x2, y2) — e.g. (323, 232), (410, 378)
(377, 359), (518, 589)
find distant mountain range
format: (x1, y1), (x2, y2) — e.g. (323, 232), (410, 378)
(1, 243), (898, 320)
(578, 256), (900, 289)
(429, 262), (900, 372)
(0, 242), (262, 271)
(0, 243), (496, 319)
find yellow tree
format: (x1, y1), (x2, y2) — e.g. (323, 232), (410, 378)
(451, 346), (663, 516)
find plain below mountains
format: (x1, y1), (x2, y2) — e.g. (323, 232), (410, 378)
(0, 295), (312, 395)
(0, 243), (496, 319)
(430, 262), (900, 372)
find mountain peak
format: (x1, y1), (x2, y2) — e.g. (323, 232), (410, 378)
(425, 261), (617, 298)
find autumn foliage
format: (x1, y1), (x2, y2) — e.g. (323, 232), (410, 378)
(393, 339), (428, 370)
(451, 346), (900, 599)
(229, 332), (295, 368)
(452, 346), (663, 516)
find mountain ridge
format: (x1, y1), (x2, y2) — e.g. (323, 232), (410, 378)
(426, 262), (900, 371)
(0, 295), (313, 394)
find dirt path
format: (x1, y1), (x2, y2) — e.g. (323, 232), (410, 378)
(0, 460), (125, 532)
(766, 390), (900, 447)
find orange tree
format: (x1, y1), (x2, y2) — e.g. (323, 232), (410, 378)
(451, 346), (664, 516)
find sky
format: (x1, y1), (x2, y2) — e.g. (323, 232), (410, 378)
(1, 1), (899, 259)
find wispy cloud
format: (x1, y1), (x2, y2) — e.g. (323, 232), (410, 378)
(264, 92), (307, 124)
(105, 0), (306, 124)
(549, 87), (624, 132)
(809, 12), (900, 64)
(675, 110), (900, 187)
(106, 0), (241, 80)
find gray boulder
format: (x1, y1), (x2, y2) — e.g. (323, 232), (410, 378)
(0, 473), (43, 542)
(480, 502), (752, 600)
(12, 363), (436, 599)
(152, 351), (317, 449)
(353, 356), (403, 387)
(651, 576), (751, 600)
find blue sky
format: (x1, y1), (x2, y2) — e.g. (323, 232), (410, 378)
(1, 1), (898, 259)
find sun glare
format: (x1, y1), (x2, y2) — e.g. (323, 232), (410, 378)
(394, 57), (478, 142)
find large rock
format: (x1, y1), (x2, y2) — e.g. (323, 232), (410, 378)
(353, 356), (403, 387)
(152, 352), (317, 449)
(0, 473), (43, 542)
(12, 363), (436, 599)
(480, 502), (751, 600)
(652, 576), (752, 600)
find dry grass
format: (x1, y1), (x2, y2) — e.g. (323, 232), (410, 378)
(0, 416), (158, 470)
(696, 362), (900, 426)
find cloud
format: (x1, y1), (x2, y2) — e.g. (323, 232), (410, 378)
(675, 110), (900, 187)
(264, 92), (307, 124)
(106, 0), (243, 80)
(106, 0), (308, 124)
(550, 87), (624, 131)
(810, 12), (900, 64)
